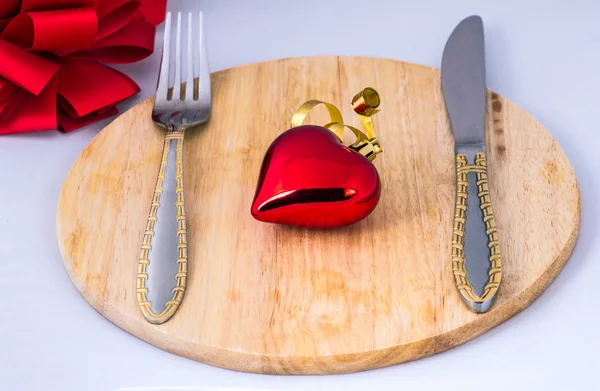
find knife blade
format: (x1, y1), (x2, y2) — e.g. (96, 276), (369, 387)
(441, 15), (502, 313)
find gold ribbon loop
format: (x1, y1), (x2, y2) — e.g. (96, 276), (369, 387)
(290, 100), (344, 129)
(290, 88), (383, 162)
(352, 87), (380, 117)
(352, 87), (379, 141)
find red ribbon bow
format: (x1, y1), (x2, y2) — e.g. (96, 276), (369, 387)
(0, 0), (166, 135)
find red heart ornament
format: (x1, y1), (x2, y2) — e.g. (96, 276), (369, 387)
(251, 125), (381, 228)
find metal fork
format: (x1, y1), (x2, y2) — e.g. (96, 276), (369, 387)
(136, 11), (211, 325)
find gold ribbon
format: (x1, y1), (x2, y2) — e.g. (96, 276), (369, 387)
(290, 87), (383, 162)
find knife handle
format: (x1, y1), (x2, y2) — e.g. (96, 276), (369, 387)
(136, 132), (188, 324)
(452, 152), (502, 313)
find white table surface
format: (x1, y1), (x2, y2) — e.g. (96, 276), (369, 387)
(2, 0), (599, 389)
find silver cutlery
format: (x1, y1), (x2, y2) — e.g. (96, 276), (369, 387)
(441, 15), (502, 313)
(136, 11), (212, 324)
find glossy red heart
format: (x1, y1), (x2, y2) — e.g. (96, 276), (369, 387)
(251, 125), (381, 228)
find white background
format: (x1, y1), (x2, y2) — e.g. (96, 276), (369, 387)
(1, 0), (599, 389)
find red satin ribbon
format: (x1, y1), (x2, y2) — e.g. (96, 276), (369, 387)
(0, 0), (166, 135)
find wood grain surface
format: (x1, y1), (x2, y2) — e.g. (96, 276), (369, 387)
(56, 56), (580, 374)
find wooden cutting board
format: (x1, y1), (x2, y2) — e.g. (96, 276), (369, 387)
(56, 56), (580, 375)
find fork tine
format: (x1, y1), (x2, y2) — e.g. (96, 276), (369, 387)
(156, 12), (172, 99)
(185, 12), (195, 100)
(171, 12), (183, 101)
(198, 11), (211, 104)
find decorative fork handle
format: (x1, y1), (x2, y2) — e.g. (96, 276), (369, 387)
(452, 151), (502, 313)
(137, 130), (188, 324)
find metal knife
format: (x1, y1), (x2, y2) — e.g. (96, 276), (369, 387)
(441, 15), (502, 313)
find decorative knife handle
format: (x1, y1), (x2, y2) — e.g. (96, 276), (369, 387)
(452, 152), (502, 313)
(136, 131), (188, 324)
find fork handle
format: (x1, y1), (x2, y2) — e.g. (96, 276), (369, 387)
(452, 151), (502, 313)
(136, 131), (188, 324)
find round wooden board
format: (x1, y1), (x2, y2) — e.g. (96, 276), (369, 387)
(57, 56), (580, 374)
